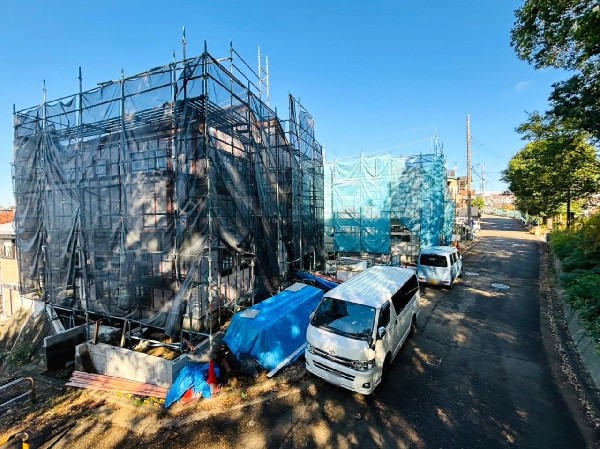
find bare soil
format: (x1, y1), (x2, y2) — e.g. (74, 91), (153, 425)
(0, 307), (313, 448)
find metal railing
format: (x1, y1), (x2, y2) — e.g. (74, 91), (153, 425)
(0, 377), (36, 410)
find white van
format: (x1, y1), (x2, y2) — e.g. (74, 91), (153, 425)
(417, 246), (462, 289)
(305, 266), (420, 395)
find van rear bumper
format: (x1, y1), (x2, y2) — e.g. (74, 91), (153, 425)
(305, 351), (378, 395)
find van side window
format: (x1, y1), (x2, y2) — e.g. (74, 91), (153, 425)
(378, 302), (391, 328)
(391, 275), (419, 314)
(450, 253), (456, 264)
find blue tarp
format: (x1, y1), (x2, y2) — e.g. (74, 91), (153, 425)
(224, 284), (324, 371)
(295, 271), (339, 291)
(165, 362), (221, 408)
(326, 153), (455, 252)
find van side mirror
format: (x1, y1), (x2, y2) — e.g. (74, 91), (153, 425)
(377, 326), (387, 340)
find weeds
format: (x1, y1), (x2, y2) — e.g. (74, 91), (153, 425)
(550, 211), (600, 352)
(6, 342), (34, 368)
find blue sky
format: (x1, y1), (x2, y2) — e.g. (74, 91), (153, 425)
(0, 0), (569, 206)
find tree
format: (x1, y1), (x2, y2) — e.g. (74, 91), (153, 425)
(502, 113), (600, 227)
(511, 0), (600, 139)
(471, 196), (484, 211)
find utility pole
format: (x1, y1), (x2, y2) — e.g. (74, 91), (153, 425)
(481, 162), (485, 198)
(466, 114), (472, 238)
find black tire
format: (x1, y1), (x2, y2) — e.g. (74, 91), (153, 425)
(458, 268), (463, 278)
(409, 315), (417, 338)
(380, 355), (392, 387)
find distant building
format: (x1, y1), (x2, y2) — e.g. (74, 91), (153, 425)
(446, 172), (474, 210)
(0, 217), (20, 318)
(485, 192), (516, 211)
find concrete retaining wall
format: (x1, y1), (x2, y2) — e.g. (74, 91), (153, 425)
(43, 324), (87, 371)
(553, 257), (600, 391)
(76, 342), (189, 388)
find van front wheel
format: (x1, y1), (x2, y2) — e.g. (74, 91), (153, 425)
(380, 355), (392, 387)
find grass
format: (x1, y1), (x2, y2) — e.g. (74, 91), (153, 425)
(550, 211), (600, 353)
(6, 342), (34, 368)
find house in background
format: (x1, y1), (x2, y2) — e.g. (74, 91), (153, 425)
(0, 209), (20, 318)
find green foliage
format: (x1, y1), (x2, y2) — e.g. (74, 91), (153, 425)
(511, 0), (598, 70)
(471, 197), (484, 210)
(551, 211), (600, 351)
(582, 212), (600, 253)
(549, 230), (578, 260)
(550, 68), (600, 141)
(502, 112), (600, 217)
(511, 0), (600, 140)
(6, 342), (33, 368)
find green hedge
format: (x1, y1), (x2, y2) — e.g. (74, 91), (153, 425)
(550, 212), (600, 352)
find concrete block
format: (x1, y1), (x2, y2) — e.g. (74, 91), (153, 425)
(83, 342), (189, 388)
(43, 325), (87, 371)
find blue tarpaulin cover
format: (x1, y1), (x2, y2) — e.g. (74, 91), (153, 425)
(295, 271), (339, 291)
(165, 363), (220, 408)
(224, 284), (324, 371)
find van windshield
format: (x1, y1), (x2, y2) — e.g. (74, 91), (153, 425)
(311, 297), (376, 340)
(420, 254), (448, 267)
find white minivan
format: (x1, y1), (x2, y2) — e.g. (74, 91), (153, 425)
(417, 245), (462, 289)
(305, 266), (420, 395)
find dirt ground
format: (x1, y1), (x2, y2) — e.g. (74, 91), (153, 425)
(0, 306), (316, 449)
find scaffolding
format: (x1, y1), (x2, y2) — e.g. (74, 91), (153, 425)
(325, 153), (454, 260)
(12, 43), (324, 338)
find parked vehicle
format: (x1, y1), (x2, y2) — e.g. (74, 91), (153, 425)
(305, 266), (420, 394)
(417, 245), (462, 289)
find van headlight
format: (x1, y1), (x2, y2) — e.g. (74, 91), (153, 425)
(306, 342), (314, 354)
(351, 359), (375, 372)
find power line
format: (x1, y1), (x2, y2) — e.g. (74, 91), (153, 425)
(470, 135), (512, 160)
(369, 136), (437, 154)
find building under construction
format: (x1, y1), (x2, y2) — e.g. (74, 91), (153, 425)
(324, 152), (454, 266)
(12, 44), (325, 340)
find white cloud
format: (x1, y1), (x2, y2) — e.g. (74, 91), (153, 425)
(514, 81), (532, 92)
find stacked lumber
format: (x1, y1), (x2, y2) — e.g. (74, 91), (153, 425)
(66, 371), (168, 399)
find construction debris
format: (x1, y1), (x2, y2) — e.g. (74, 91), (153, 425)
(66, 371), (167, 399)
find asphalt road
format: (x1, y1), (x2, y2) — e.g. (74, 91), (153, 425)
(260, 215), (590, 448)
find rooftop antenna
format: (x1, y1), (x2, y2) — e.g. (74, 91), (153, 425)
(258, 46), (262, 100)
(257, 46), (270, 106)
(182, 26), (187, 61)
(266, 55), (270, 106)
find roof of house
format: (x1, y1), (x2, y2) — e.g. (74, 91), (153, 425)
(0, 210), (15, 225)
(0, 221), (15, 237)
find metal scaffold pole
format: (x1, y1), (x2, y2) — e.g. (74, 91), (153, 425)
(77, 66), (88, 324)
(202, 42), (214, 353)
(170, 50), (180, 295)
(41, 80), (48, 303)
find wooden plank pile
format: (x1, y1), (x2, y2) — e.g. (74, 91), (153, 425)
(66, 371), (168, 399)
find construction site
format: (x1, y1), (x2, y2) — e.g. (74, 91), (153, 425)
(11, 43), (325, 363)
(324, 151), (455, 275)
(9, 41), (456, 398)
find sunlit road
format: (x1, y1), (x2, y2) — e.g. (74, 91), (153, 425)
(274, 215), (587, 448)
(170, 215), (590, 449)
